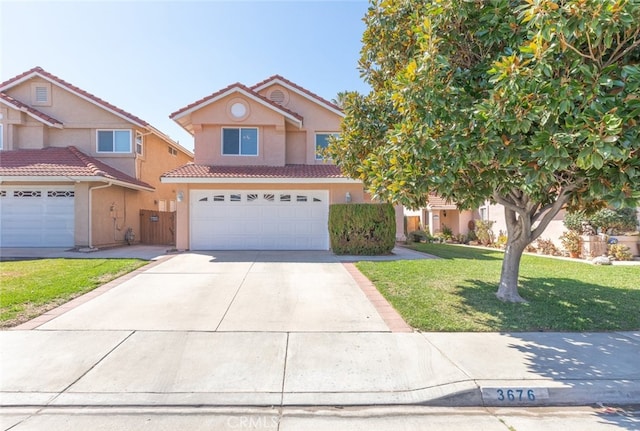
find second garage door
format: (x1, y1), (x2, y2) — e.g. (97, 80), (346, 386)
(190, 190), (329, 250)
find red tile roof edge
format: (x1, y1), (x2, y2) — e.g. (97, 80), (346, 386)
(0, 146), (154, 190)
(251, 74), (344, 114)
(0, 91), (63, 126)
(161, 163), (347, 179)
(170, 82), (303, 122)
(1, 67), (149, 127)
(1, 67), (191, 155)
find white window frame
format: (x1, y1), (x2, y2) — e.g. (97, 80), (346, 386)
(158, 200), (167, 212)
(315, 132), (339, 160)
(96, 129), (132, 153)
(0, 123), (3, 150)
(221, 127), (259, 156)
(135, 132), (144, 155)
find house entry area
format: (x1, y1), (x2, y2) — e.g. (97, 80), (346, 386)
(190, 190), (329, 250)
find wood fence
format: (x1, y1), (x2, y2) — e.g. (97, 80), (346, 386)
(139, 210), (176, 245)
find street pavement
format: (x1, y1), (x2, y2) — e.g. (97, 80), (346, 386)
(1, 246), (639, 429)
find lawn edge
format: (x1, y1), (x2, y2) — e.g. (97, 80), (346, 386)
(9, 255), (177, 330)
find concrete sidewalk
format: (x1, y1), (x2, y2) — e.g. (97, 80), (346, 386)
(1, 249), (639, 411)
(2, 330), (639, 408)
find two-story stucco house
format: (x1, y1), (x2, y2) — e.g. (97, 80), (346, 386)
(0, 67), (193, 248)
(162, 75), (383, 250)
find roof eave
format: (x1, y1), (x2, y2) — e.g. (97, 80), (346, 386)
(160, 177), (360, 184)
(0, 175), (154, 191)
(1, 70), (147, 128)
(252, 78), (345, 118)
(170, 87), (303, 129)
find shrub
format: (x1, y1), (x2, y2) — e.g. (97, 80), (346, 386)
(536, 238), (560, 256)
(474, 220), (495, 246)
(564, 208), (638, 235)
(441, 224), (454, 240)
(409, 230), (429, 243)
(495, 230), (508, 249)
(560, 230), (582, 257)
(329, 203), (395, 255)
(563, 211), (587, 233)
(608, 244), (633, 261)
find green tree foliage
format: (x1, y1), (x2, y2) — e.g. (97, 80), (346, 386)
(330, 0), (640, 302)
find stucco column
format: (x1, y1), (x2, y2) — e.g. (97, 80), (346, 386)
(175, 186), (190, 250)
(394, 204), (406, 241)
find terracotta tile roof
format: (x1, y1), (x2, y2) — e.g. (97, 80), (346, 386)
(427, 193), (457, 209)
(251, 74), (343, 114)
(162, 163), (347, 179)
(170, 82), (303, 122)
(0, 66), (149, 127)
(0, 91), (63, 127)
(0, 146), (153, 190)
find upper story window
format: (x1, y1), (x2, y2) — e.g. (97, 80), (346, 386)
(315, 133), (339, 160)
(168, 146), (178, 156)
(222, 127), (258, 156)
(135, 132), (143, 155)
(97, 130), (131, 153)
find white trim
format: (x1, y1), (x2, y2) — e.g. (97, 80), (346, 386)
(221, 127), (259, 156)
(0, 71), (147, 128)
(135, 131), (144, 155)
(96, 129), (132, 153)
(161, 176), (360, 184)
(252, 78), (345, 118)
(0, 176), (154, 192)
(171, 87), (303, 128)
(0, 97), (63, 128)
(0, 123), (3, 150)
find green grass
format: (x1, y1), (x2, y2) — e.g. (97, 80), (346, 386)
(356, 244), (640, 332)
(0, 258), (147, 327)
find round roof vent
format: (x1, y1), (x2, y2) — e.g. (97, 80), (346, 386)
(269, 89), (286, 104)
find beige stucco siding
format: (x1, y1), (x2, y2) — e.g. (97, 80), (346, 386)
(285, 130), (307, 164)
(191, 95), (288, 166)
(255, 84), (342, 165)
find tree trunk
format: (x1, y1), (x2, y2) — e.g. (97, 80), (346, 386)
(496, 237), (528, 303)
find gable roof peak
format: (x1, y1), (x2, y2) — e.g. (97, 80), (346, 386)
(251, 74), (343, 116)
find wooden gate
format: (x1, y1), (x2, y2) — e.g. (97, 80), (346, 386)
(140, 210), (176, 245)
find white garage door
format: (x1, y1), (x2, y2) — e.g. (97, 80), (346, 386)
(190, 190), (329, 250)
(0, 186), (75, 247)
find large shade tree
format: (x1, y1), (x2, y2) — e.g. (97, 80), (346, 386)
(330, 0), (640, 302)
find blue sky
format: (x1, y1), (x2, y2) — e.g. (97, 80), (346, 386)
(0, 0), (371, 150)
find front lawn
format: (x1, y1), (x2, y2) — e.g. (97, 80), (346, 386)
(356, 244), (640, 332)
(0, 258), (147, 328)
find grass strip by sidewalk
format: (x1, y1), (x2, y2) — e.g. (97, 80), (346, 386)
(356, 244), (640, 332)
(0, 258), (148, 328)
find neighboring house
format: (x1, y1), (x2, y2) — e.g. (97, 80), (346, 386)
(403, 193), (476, 238)
(0, 67), (193, 248)
(163, 75), (388, 250)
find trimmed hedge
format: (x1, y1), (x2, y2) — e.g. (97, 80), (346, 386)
(329, 203), (395, 255)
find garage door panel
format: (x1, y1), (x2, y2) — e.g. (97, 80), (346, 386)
(0, 187), (75, 247)
(190, 190), (329, 250)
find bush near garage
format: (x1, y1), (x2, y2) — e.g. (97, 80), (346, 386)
(329, 203), (395, 255)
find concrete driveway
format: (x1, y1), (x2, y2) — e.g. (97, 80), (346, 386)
(37, 251), (390, 332)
